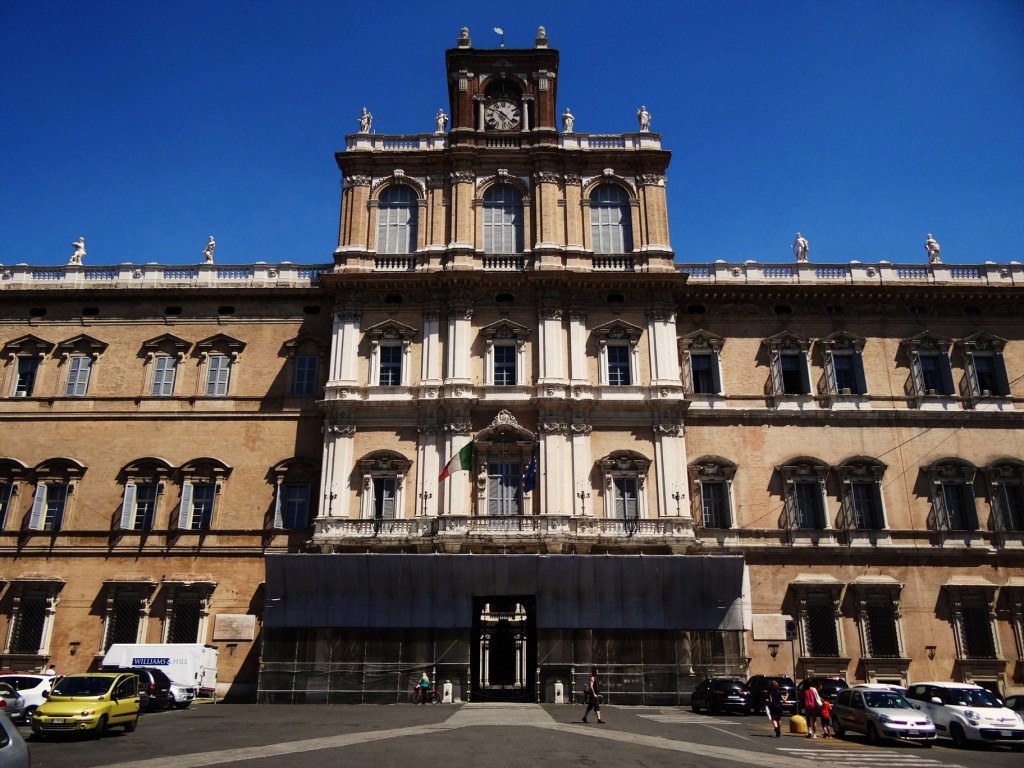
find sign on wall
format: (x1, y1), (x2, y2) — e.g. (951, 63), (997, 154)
(752, 614), (793, 641)
(213, 614), (256, 641)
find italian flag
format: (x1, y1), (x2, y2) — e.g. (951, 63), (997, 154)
(438, 441), (474, 482)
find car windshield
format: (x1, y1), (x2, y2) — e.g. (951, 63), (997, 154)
(864, 692), (912, 709)
(941, 688), (1000, 708)
(52, 676), (115, 697)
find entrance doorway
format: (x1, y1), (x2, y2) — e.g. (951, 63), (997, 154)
(471, 595), (535, 701)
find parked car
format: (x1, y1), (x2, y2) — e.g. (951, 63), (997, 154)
(796, 676), (849, 713)
(0, 682), (27, 724)
(690, 678), (751, 715)
(102, 667), (173, 711)
(905, 681), (1024, 749)
(746, 675), (797, 715)
(169, 681), (196, 709)
(1004, 694), (1024, 713)
(31, 672), (140, 738)
(0, 711), (30, 768)
(0, 673), (58, 724)
(833, 686), (936, 745)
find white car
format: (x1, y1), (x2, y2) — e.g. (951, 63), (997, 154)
(169, 682), (196, 709)
(0, 674), (57, 724)
(905, 681), (1024, 750)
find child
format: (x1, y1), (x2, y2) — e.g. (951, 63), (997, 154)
(819, 698), (832, 738)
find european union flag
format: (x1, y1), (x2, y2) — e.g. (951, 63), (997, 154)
(522, 446), (538, 493)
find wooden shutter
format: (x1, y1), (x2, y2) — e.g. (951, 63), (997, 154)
(273, 482), (284, 529)
(853, 349), (868, 395)
(177, 482), (194, 529)
(120, 482), (137, 529)
(29, 483), (47, 530)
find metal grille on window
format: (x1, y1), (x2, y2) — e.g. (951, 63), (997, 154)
(104, 597), (141, 650)
(804, 596), (839, 656)
(865, 600), (900, 658)
(794, 482), (824, 529)
(9, 596), (47, 654)
(959, 595), (996, 659)
(168, 596), (202, 643)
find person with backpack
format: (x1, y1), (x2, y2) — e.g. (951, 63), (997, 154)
(802, 682), (823, 738)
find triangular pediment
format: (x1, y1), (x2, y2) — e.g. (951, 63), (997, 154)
(194, 334), (246, 355)
(592, 319), (643, 342)
(56, 334), (108, 355)
(365, 320), (417, 342)
(1, 334), (54, 357)
(480, 319), (530, 341)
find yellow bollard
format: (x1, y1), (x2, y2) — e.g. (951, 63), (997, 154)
(789, 714), (807, 734)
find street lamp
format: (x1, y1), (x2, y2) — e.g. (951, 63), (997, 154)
(926, 645), (936, 660)
(768, 643), (779, 660)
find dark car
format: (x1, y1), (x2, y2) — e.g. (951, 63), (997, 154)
(102, 667), (173, 711)
(747, 675), (797, 715)
(1005, 694), (1024, 713)
(796, 676), (849, 713)
(691, 678), (751, 715)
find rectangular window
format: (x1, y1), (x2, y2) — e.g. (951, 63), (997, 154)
(965, 351), (1011, 398)
(995, 483), (1024, 532)
(132, 484), (159, 530)
(103, 595), (142, 650)
(607, 345), (631, 386)
(0, 482), (11, 528)
(372, 478), (397, 520)
(7, 594), (48, 654)
(151, 356), (177, 396)
(959, 594), (996, 659)
(486, 462), (521, 516)
(43, 483), (68, 530)
(864, 596), (901, 658)
(205, 355), (231, 396)
(167, 594), (202, 643)
(916, 352), (954, 396)
(612, 477), (639, 519)
(689, 352), (719, 394)
(187, 483), (215, 529)
(939, 482), (978, 530)
(65, 355), (92, 396)
(700, 480), (729, 528)
(282, 483), (311, 528)
(780, 352), (807, 395)
(493, 345), (516, 386)
(804, 593), (840, 656)
(292, 355), (318, 396)
(794, 481), (825, 529)
(378, 346), (402, 386)
(850, 481), (884, 529)
(15, 357), (39, 396)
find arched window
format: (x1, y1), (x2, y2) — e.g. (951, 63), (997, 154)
(482, 185), (524, 254)
(377, 185), (419, 254)
(589, 185), (632, 254)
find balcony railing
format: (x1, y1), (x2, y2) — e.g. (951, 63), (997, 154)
(2, 263), (332, 290)
(677, 261), (1022, 286)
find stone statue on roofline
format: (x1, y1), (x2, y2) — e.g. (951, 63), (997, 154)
(435, 109), (448, 134)
(203, 235), (216, 264)
(637, 105), (651, 132)
(358, 107), (372, 134)
(791, 232), (809, 262)
(69, 236), (86, 265)
(924, 233), (941, 264)
(562, 107), (574, 133)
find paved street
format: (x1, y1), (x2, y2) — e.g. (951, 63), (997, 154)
(16, 702), (1024, 768)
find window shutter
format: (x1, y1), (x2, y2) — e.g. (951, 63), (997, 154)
(29, 484), (47, 530)
(798, 352), (811, 395)
(870, 482), (885, 529)
(993, 353), (1011, 396)
(381, 481), (396, 519)
(770, 350), (784, 395)
(964, 351), (979, 398)
(784, 485), (798, 529)
(273, 482), (284, 529)
(963, 483), (979, 530)
(710, 351), (722, 394)
(120, 482), (137, 529)
(824, 349), (837, 394)
(938, 353), (954, 396)
(853, 350), (868, 395)
(178, 482), (194, 529)
(933, 485), (948, 530)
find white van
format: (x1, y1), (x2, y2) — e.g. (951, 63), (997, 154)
(101, 644), (218, 697)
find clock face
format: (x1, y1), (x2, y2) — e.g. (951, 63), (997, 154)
(485, 99), (521, 130)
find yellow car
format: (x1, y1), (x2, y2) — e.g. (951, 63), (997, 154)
(31, 672), (139, 738)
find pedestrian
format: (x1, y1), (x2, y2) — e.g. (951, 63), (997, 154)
(820, 696), (832, 738)
(802, 682), (822, 738)
(418, 671), (431, 704)
(44, 664), (56, 676)
(767, 679), (786, 737)
(581, 666), (604, 723)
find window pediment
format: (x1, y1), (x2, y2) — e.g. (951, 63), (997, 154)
(282, 334), (328, 357)
(763, 330), (810, 352)
(984, 459), (1024, 483)
(690, 455), (736, 480)
(902, 330), (950, 353)
(819, 330), (865, 351)
(56, 334), (108, 358)
(1, 334), (54, 359)
(778, 457), (829, 481)
(924, 458), (976, 483)
(480, 319), (530, 344)
(957, 331), (1006, 353)
(194, 334), (245, 358)
(837, 456), (887, 481)
(365, 320), (418, 344)
(357, 450), (412, 475)
(141, 334), (191, 359)
(679, 329), (724, 351)
(179, 457), (232, 482)
(593, 320), (643, 346)
(475, 409), (535, 445)
(599, 450), (651, 476)
(34, 457), (87, 480)
(122, 457), (175, 484)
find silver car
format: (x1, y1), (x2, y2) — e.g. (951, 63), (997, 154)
(0, 711), (30, 768)
(0, 682), (26, 724)
(833, 687), (937, 745)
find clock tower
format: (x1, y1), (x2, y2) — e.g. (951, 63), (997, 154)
(446, 26), (559, 147)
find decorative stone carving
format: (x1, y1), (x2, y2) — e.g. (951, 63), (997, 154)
(637, 174), (665, 187)
(426, 174), (446, 189)
(490, 409), (521, 428)
(533, 171), (561, 184)
(326, 424), (356, 437)
(564, 174), (582, 185)
(450, 171), (475, 184)
(541, 308), (563, 321)
(435, 109), (448, 134)
(343, 175), (371, 188)
(647, 309), (674, 323)
(570, 423), (593, 435)
(540, 421), (567, 434)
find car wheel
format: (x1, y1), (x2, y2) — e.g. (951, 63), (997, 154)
(691, 699), (700, 713)
(124, 717), (137, 733)
(92, 715), (107, 740)
(833, 720), (845, 738)
(23, 705), (37, 724)
(866, 723), (880, 746)
(949, 722), (968, 749)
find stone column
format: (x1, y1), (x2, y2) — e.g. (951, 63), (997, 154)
(338, 175), (371, 251)
(420, 310), (442, 389)
(441, 406), (474, 516)
(646, 307), (681, 385)
(416, 423), (441, 517)
(652, 416), (690, 519)
(537, 307), (566, 384)
(449, 170), (476, 259)
(319, 420), (355, 519)
(444, 307), (474, 386)
(538, 413), (570, 516)
(328, 309), (361, 385)
(570, 413), (593, 515)
(568, 310), (588, 386)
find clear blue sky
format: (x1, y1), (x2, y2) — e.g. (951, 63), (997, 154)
(1, 0), (1021, 267)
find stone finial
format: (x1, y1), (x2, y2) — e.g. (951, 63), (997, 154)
(535, 26), (548, 47)
(69, 236), (86, 265)
(458, 27), (470, 48)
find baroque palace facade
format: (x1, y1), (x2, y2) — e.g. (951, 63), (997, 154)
(1, 28), (1023, 703)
